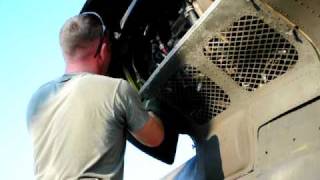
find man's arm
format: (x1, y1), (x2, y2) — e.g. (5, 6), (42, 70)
(115, 80), (164, 147)
(125, 93), (180, 164)
(131, 112), (164, 147)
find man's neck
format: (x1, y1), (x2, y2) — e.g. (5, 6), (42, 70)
(65, 61), (100, 75)
(65, 68), (96, 74)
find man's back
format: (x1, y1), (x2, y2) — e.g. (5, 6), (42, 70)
(27, 73), (149, 180)
(27, 13), (164, 180)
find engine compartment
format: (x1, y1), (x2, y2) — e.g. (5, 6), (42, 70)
(81, 0), (212, 86)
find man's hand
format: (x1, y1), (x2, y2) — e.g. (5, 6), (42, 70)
(143, 97), (189, 133)
(143, 97), (161, 117)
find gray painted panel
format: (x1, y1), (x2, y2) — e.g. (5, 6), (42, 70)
(257, 98), (320, 179)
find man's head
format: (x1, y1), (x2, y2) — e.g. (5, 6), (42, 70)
(60, 12), (111, 75)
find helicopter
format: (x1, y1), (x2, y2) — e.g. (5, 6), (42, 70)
(80, 0), (320, 179)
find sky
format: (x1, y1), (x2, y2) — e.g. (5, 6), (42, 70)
(0, 0), (195, 179)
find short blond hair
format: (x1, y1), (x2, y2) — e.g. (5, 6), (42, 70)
(59, 14), (104, 56)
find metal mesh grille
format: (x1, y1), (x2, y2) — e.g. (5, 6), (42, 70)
(160, 66), (231, 124)
(203, 16), (299, 91)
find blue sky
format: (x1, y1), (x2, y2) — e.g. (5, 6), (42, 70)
(0, 1), (194, 179)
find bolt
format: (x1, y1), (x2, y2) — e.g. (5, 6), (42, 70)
(197, 82), (202, 92)
(278, 49), (287, 55)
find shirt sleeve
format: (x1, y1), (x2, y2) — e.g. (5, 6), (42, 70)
(114, 80), (149, 132)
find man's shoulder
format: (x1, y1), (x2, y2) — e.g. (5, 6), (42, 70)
(27, 79), (58, 126)
(79, 73), (124, 86)
(31, 80), (57, 99)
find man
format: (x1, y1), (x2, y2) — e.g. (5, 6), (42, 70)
(27, 12), (164, 180)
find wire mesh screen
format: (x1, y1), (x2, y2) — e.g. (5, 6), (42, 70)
(160, 66), (231, 124)
(203, 16), (299, 91)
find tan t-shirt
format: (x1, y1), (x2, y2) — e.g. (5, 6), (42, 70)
(27, 73), (149, 180)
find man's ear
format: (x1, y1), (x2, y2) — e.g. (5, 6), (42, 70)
(99, 42), (111, 63)
(97, 41), (112, 75)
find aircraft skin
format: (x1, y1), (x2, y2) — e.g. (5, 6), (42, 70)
(81, 0), (320, 179)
